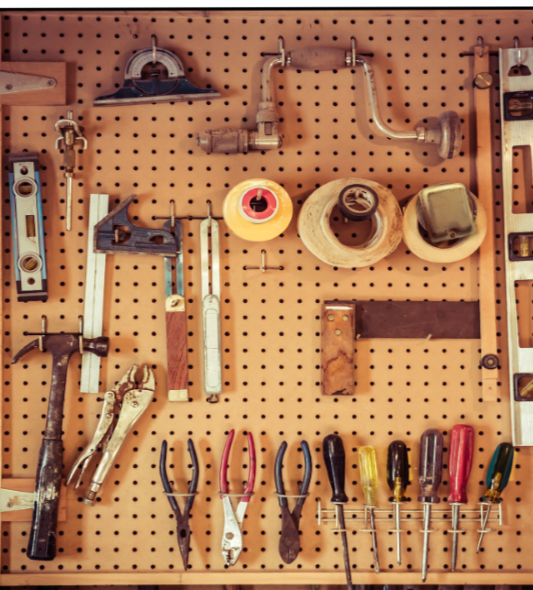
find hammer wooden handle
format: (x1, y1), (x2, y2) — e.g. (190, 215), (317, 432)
(289, 47), (348, 71)
(166, 294), (189, 401)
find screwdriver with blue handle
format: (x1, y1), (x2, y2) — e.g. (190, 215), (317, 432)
(387, 440), (409, 565)
(476, 442), (514, 553)
(358, 446), (380, 573)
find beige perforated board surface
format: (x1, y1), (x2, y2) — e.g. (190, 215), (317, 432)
(1, 7), (532, 586)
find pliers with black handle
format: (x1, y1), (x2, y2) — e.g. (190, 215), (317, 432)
(159, 439), (199, 569)
(275, 440), (313, 563)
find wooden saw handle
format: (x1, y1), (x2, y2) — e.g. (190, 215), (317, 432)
(321, 301), (355, 396)
(165, 294), (189, 402)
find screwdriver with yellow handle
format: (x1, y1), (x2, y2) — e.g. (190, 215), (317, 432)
(476, 442), (514, 553)
(358, 445), (380, 573)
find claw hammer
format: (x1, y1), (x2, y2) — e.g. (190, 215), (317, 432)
(12, 320), (109, 561)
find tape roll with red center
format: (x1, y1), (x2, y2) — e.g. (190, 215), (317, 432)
(223, 179), (293, 241)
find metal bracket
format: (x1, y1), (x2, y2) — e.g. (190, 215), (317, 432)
(243, 249), (284, 273)
(0, 70), (56, 95)
(94, 193), (177, 256)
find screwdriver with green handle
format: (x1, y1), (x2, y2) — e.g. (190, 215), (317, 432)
(358, 446), (380, 573)
(418, 428), (443, 583)
(387, 440), (410, 565)
(476, 442), (514, 553)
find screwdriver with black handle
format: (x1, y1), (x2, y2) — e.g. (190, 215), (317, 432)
(476, 442), (514, 553)
(387, 440), (409, 565)
(323, 434), (353, 590)
(448, 424), (474, 571)
(418, 428), (443, 582)
(358, 446), (380, 573)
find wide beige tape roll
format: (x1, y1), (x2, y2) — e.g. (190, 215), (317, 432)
(223, 178), (293, 242)
(403, 192), (487, 263)
(298, 178), (403, 268)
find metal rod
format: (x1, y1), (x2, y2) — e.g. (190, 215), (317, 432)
(451, 503), (459, 571)
(336, 505), (353, 590)
(421, 503), (431, 582)
(395, 502), (402, 565)
(476, 503), (492, 553)
(66, 175), (73, 231)
(369, 507), (379, 573)
(355, 56), (419, 141)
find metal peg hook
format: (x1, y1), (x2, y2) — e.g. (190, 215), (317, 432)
(278, 36), (286, 66)
(169, 199), (175, 231)
(151, 35), (158, 64)
(78, 315), (84, 354)
(206, 200), (212, 221)
(39, 315), (47, 352)
(477, 36), (485, 58)
(243, 249), (284, 273)
(514, 36), (520, 48)
(350, 36), (357, 67)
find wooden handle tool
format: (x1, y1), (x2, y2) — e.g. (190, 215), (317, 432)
(166, 294), (189, 401)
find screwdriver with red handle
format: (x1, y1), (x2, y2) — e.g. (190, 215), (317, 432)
(447, 424), (474, 572)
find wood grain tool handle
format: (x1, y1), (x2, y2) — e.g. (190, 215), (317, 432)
(321, 301), (355, 396)
(289, 47), (348, 71)
(166, 294), (189, 402)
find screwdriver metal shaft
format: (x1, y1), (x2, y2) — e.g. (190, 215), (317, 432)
(336, 505), (353, 590)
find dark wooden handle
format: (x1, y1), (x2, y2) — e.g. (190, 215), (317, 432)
(321, 301), (355, 396)
(165, 295), (189, 402)
(289, 47), (347, 71)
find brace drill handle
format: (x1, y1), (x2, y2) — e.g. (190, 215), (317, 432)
(12, 334), (109, 561)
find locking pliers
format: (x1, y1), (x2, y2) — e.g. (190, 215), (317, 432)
(66, 364), (155, 505)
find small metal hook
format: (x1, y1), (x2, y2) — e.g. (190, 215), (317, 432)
(170, 199), (175, 231)
(39, 315), (47, 352)
(243, 249), (284, 273)
(514, 36), (520, 48)
(78, 315), (84, 354)
(151, 34), (157, 65)
(206, 200), (212, 221)
(278, 36), (286, 67)
(350, 37), (357, 67)
(477, 36), (485, 58)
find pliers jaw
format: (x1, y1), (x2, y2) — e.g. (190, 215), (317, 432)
(66, 364), (155, 499)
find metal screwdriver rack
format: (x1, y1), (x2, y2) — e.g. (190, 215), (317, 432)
(1, 8), (532, 586)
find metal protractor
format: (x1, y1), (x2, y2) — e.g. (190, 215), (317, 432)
(124, 47), (185, 81)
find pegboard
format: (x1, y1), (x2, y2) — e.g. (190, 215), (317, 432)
(0, 8), (532, 586)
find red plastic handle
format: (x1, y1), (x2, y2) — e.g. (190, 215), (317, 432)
(448, 424), (474, 504)
(243, 432), (256, 502)
(219, 429), (235, 494)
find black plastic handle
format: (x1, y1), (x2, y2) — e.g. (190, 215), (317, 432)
(26, 439), (63, 561)
(417, 428), (444, 504)
(387, 440), (410, 501)
(323, 434), (348, 504)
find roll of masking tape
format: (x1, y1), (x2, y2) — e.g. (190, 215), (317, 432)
(403, 192), (487, 263)
(223, 179), (293, 241)
(298, 178), (403, 268)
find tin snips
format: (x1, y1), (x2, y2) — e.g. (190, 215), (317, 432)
(66, 364), (155, 505)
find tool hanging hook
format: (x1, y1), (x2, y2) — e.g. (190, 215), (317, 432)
(39, 315), (47, 353)
(151, 35), (158, 64)
(78, 315), (84, 354)
(477, 36), (485, 58)
(170, 199), (175, 231)
(278, 36), (286, 67)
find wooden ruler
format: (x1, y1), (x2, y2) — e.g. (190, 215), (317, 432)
(474, 41), (500, 402)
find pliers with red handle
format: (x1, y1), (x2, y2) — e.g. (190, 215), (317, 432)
(219, 429), (256, 566)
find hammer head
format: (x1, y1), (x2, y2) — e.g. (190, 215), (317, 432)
(12, 334), (109, 363)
